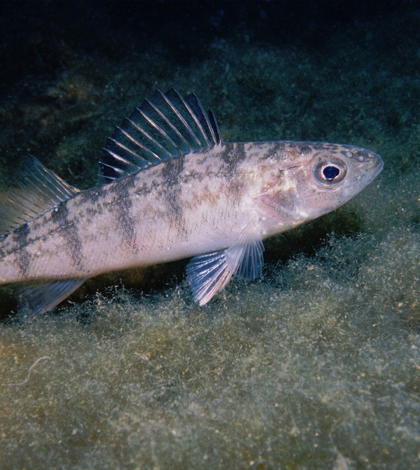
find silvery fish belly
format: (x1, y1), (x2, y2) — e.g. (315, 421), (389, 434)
(0, 89), (384, 319)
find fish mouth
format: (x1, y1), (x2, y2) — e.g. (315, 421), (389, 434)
(359, 152), (384, 188)
(368, 153), (384, 183)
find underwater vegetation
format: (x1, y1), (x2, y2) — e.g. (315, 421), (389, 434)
(0, 1), (420, 469)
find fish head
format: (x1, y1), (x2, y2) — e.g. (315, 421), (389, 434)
(254, 142), (384, 237)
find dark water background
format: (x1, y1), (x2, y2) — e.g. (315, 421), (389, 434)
(0, 2), (419, 469)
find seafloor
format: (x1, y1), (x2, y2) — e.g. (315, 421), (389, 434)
(0, 1), (419, 469)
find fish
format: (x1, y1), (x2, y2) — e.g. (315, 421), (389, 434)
(0, 89), (384, 320)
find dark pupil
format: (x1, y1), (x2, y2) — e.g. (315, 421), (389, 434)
(323, 166), (340, 181)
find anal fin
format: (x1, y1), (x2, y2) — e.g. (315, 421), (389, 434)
(17, 279), (86, 321)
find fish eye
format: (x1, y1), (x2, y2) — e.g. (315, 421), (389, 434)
(323, 165), (340, 180)
(313, 159), (347, 186)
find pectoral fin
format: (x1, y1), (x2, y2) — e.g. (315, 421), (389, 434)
(186, 224), (264, 306)
(17, 279), (86, 321)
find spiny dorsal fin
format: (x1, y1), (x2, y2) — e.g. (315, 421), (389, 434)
(100, 89), (222, 183)
(0, 155), (79, 236)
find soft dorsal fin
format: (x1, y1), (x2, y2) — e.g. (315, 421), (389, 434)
(100, 89), (222, 183)
(0, 155), (79, 236)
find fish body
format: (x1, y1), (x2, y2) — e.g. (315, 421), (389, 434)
(0, 89), (383, 318)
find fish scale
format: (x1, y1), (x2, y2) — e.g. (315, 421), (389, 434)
(0, 89), (383, 320)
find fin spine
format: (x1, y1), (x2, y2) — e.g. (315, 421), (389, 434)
(100, 89), (222, 183)
(146, 97), (191, 149)
(116, 127), (162, 162)
(159, 90), (202, 148)
(108, 139), (151, 167)
(125, 118), (173, 160)
(135, 107), (182, 154)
